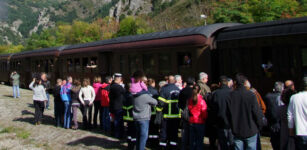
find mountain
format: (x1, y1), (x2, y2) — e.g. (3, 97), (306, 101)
(0, 0), (176, 45)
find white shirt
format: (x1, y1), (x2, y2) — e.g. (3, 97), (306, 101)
(287, 91), (307, 136)
(79, 85), (96, 103)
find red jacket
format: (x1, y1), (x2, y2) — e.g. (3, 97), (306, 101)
(100, 83), (110, 107)
(93, 83), (102, 101)
(188, 94), (208, 124)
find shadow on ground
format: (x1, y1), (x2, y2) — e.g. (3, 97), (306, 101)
(67, 136), (126, 149)
(2, 95), (14, 98)
(27, 103), (34, 108)
(13, 110), (55, 126)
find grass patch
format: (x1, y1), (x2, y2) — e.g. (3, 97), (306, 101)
(0, 126), (30, 139)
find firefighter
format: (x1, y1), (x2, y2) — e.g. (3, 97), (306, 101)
(157, 75), (181, 149)
(123, 83), (136, 149)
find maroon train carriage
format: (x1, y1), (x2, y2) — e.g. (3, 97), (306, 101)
(0, 53), (13, 84)
(214, 16), (307, 94)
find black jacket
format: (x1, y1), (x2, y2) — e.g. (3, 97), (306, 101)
(42, 80), (51, 93)
(158, 83), (180, 116)
(264, 92), (282, 131)
(53, 85), (62, 103)
(227, 86), (263, 138)
(71, 86), (81, 104)
(148, 86), (159, 99)
(109, 83), (126, 113)
(211, 85), (232, 129)
(178, 86), (193, 110)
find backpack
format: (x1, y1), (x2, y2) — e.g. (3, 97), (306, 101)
(100, 85), (110, 107)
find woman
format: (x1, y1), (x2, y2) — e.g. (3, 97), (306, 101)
(53, 78), (63, 127)
(29, 78), (47, 125)
(71, 79), (82, 130)
(188, 85), (208, 150)
(79, 78), (96, 129)
(92, 76), (102, 128)
(61, 78), (72, 129)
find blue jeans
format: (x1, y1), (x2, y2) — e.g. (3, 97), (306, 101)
(189, 123), (205, 150)
(45, 93), (50, 109)
(234, 134), (258, 150)
(295, 136), (307, 150)
(13, 85), (20, 98)
(113, 110), (124, 138)
(135, 120), (150, 150)
(101, 107), (110, 131)
(63, 101), (71, 129)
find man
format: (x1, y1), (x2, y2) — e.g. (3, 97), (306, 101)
(157, 75), (181, 149)
(287, 77), (307, 150)
(264, 82), (284, 150)
(228, 78), (234, 90)
(211, 76), (233, 150)
(109, 73), (126, 138)
(178, 77), (195, 150)
(175, 75), (183, 90)
(197, 72), (211, 98)
(41, 73), (51, 109)
(227, 74), (263, 150)
(10, 71), (20, 98)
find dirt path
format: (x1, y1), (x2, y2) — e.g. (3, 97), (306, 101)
(0, 84), (272, 150)
(0, 85), (126, 150)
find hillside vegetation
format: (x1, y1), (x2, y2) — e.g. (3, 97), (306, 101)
(1, 0), (307, 53)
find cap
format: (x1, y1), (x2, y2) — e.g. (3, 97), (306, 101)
(113, 73), (122, 78)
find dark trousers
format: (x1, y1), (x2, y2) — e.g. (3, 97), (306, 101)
(181, 120), (190, 150)
(218, 128), (233, 150)
(270, 131), (280, 150)
(80, 100), (91, 129)
(93, 101), (101, 128)
(113, 109), (124, 138)
(127, 121), (137, 149)
(101, 106), (110, 131)
(160, 118), (180, 147)
(34, 100), (45, 123)
(190, 123), (205, 150)
(295, 136), (307, 150)
(87, 101), (93, 127)
(148, 115), (160, 148)
(54, 100), (64, 127)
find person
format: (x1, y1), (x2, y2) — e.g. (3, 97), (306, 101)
(178, 77), (195, 150)
(123, 83), (137, 149)
(54, 79), (63, 127)
(227, 74), (263, 150)
(158, 81), (167, 92)
(197, 72), (211, 98)
(264, 82), (284, 150)
(130, 70), (148, 96)
(147, 78), (160, 147)
(61, 76), (72, 129)
(175, 75), (183, 90)
(79, 78), (96, 130)
(211, 76), (233, 150)
(71, 79), (81, 130)
(92, 76), (102, 128)
(287, 77), (307, 150)
(41, 73), (51, 109)
(29, 78), (47, 125)
(188, 85), (208, 150)
(132, 82), (157, 150)
(157, 75), (181, 149)
(100, 76), (112, 132)
(228, 78), (234, 90)
(10, 71), (20, 98)
(109, 73), (126, 138)
(280, 80), (296, 150)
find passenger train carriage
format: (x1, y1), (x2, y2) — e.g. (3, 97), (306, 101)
(1, 17), (307, 95)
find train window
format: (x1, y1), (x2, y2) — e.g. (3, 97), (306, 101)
(74, 58), (81, 72)
(120, 55), (126, 74)
(159, 53), (171, 74)
(261, 48), (273, 78)
(87, 57), (97, 70)
(302, 48), (307, 76)
(178, 53), (192, 67)
(67, 59), (73, 72)
(82, 57), (89, 72)
(49, 59), (54, 72)
(44, 60), (49, 73)
(143, 54), (156, 74)
(129, 54), (142, 74)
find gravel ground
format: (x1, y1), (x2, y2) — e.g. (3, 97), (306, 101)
(0, 84), (272, 150)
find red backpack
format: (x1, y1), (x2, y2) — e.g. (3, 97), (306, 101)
(100, 83), (110, 107)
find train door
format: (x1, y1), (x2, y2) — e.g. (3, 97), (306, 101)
(99, 52), (113, 77)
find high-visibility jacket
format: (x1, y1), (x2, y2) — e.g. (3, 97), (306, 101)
(157, 84), (181, 119)
(123, 92), (134, 121)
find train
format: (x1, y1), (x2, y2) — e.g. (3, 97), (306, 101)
(1, 17), (307, 95)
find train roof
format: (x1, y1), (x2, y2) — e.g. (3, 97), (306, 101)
(12, 46), (68, 58)
(0, 53), (14, 61)
(216, 16), (307, 41)
(61, 23), (241, 54)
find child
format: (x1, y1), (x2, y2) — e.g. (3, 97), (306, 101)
(130, 70), (148, 97)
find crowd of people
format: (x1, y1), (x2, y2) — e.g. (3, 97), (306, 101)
(21, 70), (307, 150)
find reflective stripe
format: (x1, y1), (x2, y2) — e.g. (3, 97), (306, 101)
(149, 135), (153, 138)
(127, 136), (132, 140)
(152, 135), (159, 138)
(159, 142), (167, 146)
(123, 116), (133, 121)
(158, 97), (178, 103)
(156, 107), (163, 111)
(131, 138), (137, 142)
(123, 105), (133, 121)
(170, 141), (177, 146)
(122, 106), (133, 110)
(163, 114), (181, 118)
